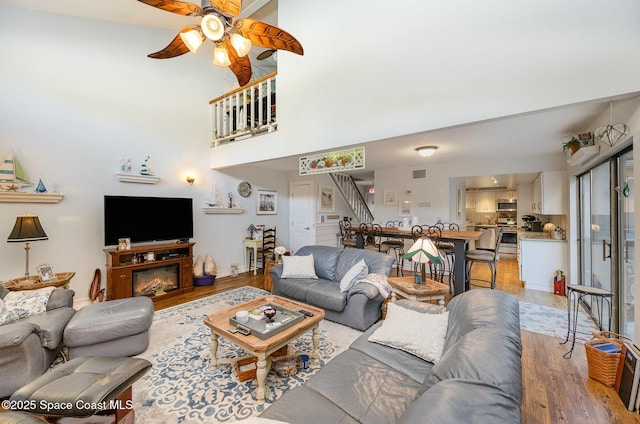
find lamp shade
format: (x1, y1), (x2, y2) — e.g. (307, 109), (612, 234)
(179, 28), (204, 54)
(213, 45), (231, 66)
(7, 213), (48, 242)
(403, 237), (441, 264)
(230, 33), (252, 57)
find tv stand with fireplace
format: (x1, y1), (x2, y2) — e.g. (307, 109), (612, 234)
(105, 242), (195, 301)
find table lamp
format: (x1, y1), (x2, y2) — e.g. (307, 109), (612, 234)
(403, 237), (441, 283)
(7, 212), (48, 282)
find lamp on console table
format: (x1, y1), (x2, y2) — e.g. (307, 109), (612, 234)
(403, 237), (441, 284)
(7, 212), (48, 282)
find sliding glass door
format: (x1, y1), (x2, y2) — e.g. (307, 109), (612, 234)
(577, 146), (634, 338)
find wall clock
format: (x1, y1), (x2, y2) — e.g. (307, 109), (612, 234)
(238, 181), (252, 197)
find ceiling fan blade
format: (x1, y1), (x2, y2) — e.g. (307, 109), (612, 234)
(147, 26), (196, 59)
(208, 0), (242, 17)
(137, 0), (203, 16)
(224, 39), (252, 87)
(234, 19), (304, 56)
(256, 49), (276, 60)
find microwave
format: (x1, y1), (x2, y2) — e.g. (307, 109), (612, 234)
(496, 199), (517, 212)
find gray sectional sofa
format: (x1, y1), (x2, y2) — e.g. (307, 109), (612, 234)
(269, 245), (395, 331)
(260, 289), (522, 424)
(0, 288), (76, 398)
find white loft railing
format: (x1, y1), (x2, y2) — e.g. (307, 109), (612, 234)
(209, 72), (277, 146)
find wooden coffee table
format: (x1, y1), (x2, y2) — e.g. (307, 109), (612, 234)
(388, 277), (449, 306)
(203, 295), (325, 404)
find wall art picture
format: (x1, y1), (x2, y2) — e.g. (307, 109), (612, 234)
(383, 190), (396, 205)
(37, 263), (55, 281)
(318, 185), (335, 212)
(399, 200), (412, 217)
(257, 189), (278, 215)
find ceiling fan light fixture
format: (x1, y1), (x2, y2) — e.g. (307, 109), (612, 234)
(213, 45), (231, 66)
(201, 14), (225, 41)
(230, 33), (252, 57)
(179, 28), (204, 54)
(415, 146), (438, 157)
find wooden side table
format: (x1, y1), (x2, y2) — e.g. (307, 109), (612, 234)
(388, 277), (448, 306)
(263, 261), (278, 292)
(3, 272), (75, 291)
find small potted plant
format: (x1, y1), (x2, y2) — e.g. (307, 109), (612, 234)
(562, 136), (581, 154)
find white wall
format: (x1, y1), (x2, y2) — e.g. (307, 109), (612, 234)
(212, 0), (640, 168)
(0, 7), (288, 302)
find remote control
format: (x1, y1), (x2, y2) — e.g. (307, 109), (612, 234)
(298, 309), (314, 317)
(236, 324), (251, 336)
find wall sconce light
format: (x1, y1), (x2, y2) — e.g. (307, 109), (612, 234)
(186, 176), (195, 185)
(415, 146), (438, 157)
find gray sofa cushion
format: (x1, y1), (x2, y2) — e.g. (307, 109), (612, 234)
(398, 379), (521, 424)
(421, 327), (523, 403)
(305, 280), (347, 312)
(46, 289), (75, 310)
(275, 276), (317, 301)
(305, 349), (422, 424)
(335, 248), (395, 282)
(260, 386), (360, 423)
(297, 245), (343, 281)
(444, 288), (520, 353)
(0, 285), (9, 300)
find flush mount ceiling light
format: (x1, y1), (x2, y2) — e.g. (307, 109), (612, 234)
(415, 146), (438, 157)
(138, 0), (304, 87)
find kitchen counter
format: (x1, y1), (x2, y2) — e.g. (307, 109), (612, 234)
(517, 230), (566, 241)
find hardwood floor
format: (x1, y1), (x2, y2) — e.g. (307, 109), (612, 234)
(153, 255), (640, 423)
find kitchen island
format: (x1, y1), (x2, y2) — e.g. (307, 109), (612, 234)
(517, 230), (568, 292)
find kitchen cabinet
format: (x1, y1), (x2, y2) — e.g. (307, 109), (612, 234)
(475, 192), (496, 213)
(465, 191), (475, 209)
(497, 190), (517, 200)
(519, 237), (568, 292)
(531, 171), (566, 215)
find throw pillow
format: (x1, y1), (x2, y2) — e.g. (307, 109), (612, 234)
(368, 302), (449, 363)
(281, 254), (318, 279)
(396, 299), (446, 314)
(0, 286), (55, 325)
(0, 284), (9, 299)
(193, 255), (204, 278)
(204, 253), (217, 275)
(339, 259), (369, 292)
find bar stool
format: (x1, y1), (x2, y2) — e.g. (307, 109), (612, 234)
(561, 284), (613, 358)
(383, 221), (405, 276)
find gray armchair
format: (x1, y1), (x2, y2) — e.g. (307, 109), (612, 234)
(0, 288), (75, 398)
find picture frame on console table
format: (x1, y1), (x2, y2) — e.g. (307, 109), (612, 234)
(257, 190), (278, 215)
(37, 263), (55, 281)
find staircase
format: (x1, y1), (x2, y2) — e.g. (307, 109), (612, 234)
(329, 173), (374, 224)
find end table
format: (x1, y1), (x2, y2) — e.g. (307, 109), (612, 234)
(388, 277), (448, 306)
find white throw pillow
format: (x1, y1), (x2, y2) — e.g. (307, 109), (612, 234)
(368, 302), (449, 363)
(0, 286), (55, 325)
(340, 259), (369, 292)
(193, 255), (204, 278)
(280, 254), (317, 279)
(204, 253), (217, 275)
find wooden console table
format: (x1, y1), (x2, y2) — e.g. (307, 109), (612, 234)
(104, 242), (195, 302)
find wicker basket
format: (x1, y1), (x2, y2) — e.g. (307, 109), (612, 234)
(585, 331), (630, 388)
(234, 357), (257, 382)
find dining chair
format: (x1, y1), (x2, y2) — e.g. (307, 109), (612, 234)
(339, 220), (357, 248)
(465, 227), (504, 289)
(434, 223), (458, 292)
(257, 227), (277, 273)
(364, 224), (386, 252)
(383, 221), (405, 276)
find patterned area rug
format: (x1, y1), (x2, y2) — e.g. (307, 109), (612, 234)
(519, 301), (600, 343)
(132, 286), (362, 423)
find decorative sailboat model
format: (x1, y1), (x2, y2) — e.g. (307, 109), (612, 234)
(0, 151), (33, 192)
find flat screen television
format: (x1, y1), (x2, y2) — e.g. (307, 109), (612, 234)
(104, 195), (193, 246)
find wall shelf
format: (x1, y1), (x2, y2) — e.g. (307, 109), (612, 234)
(0, 192), (64, 203)
(115, 173), (160, 184)
(567, 145), (600, 167)
(202, 207), (245, 214)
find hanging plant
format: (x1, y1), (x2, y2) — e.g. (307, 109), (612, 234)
(561, 136), (581, 154)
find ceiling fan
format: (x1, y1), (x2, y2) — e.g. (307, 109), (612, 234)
(138, 0), (304, 87)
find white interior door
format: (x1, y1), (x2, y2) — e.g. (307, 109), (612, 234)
(289, 181), (315, 253)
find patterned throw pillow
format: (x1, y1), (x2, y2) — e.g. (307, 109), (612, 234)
(0, 286), (55, 325)
(281, 254), (317, 279)
(368, 302), (449, 363)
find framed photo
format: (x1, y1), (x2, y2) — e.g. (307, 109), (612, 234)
(257, 189), (278, 215)
(118, 237), (131, 251)
(36, 263), (56, 281)
(383, 190), (396, 205)
(318, 185), (335, 212)
(399, 200), (412, 217)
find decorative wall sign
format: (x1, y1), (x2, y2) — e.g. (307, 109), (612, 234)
(299, 147), (365, 175)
